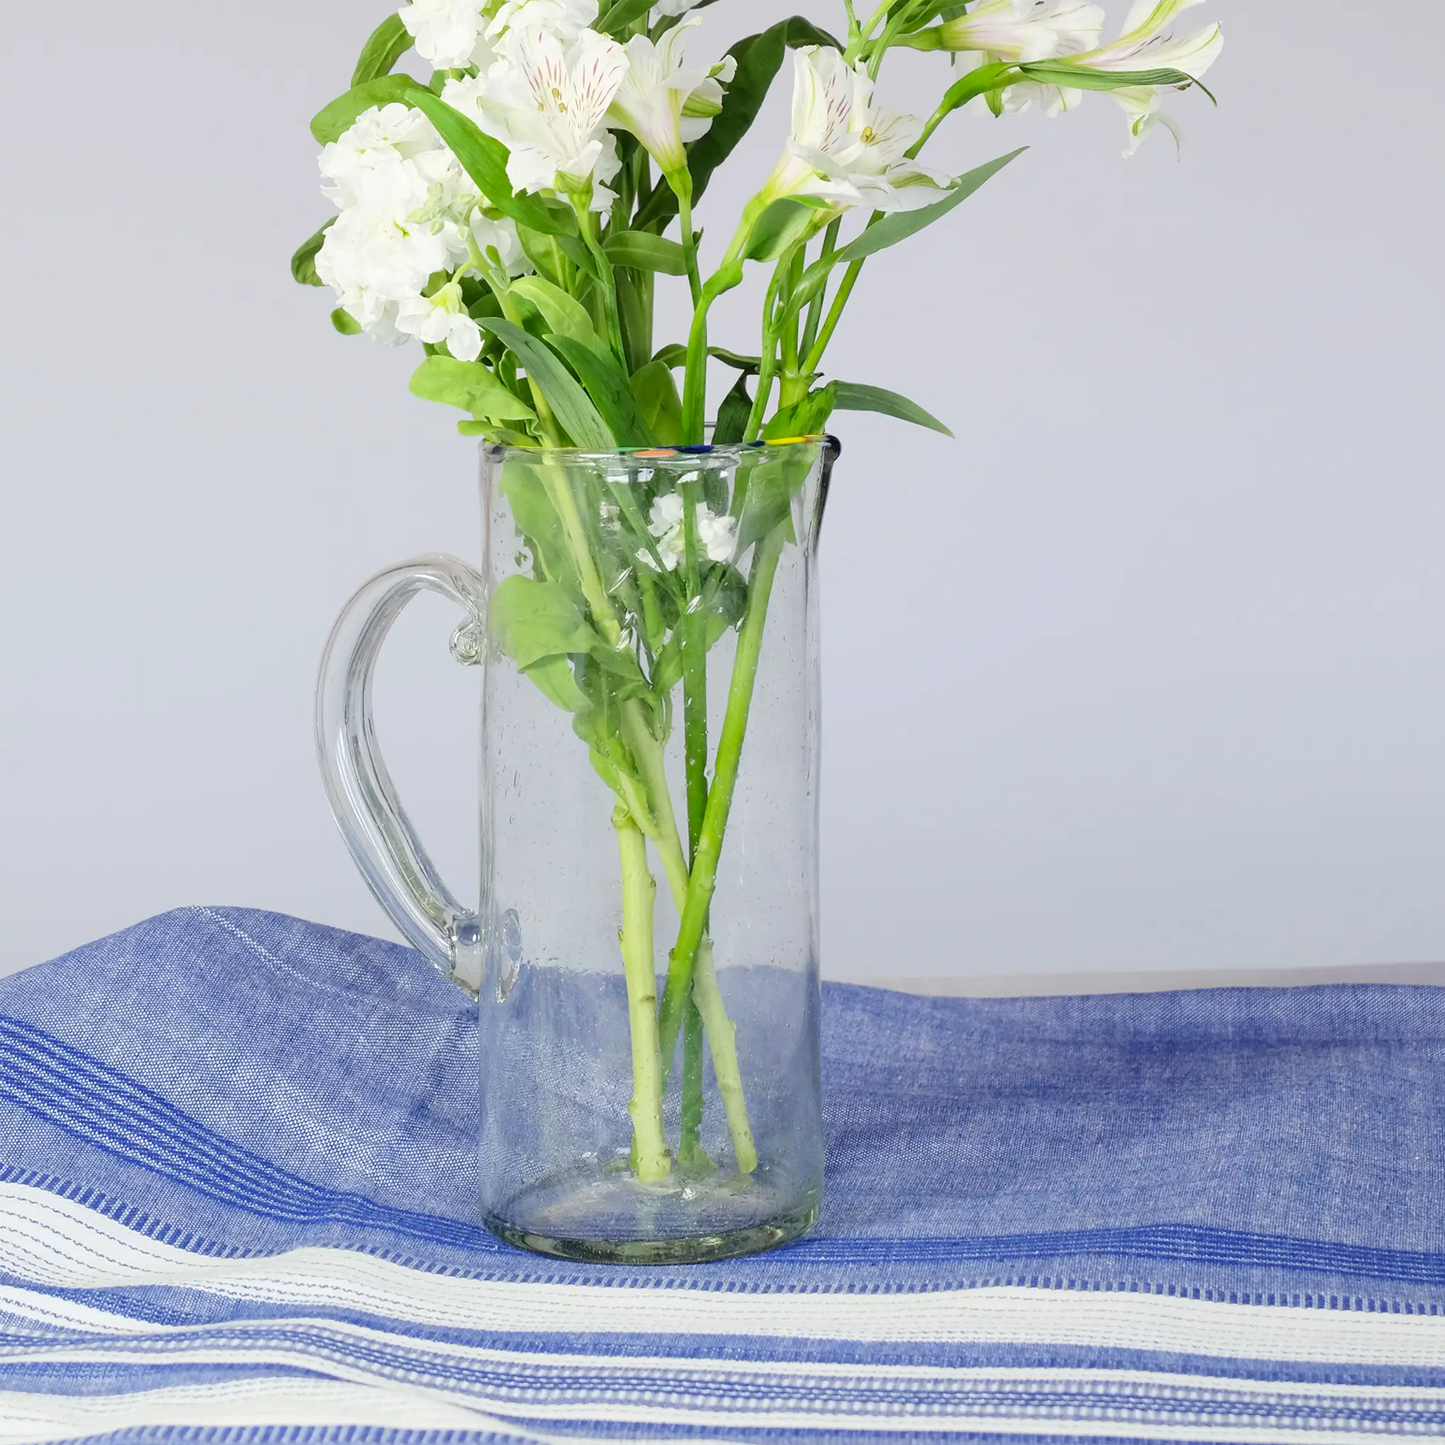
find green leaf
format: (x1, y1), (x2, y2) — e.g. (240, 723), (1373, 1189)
(479, 318), (616, 450)
(1019, 61), (1211, 99)
(310, 75), (421, 144)
(713, 371), (752, 445)
(351, 13), (413, 87)
(409, 356), (537, 421)
(547, 334), (654, 447)
(743, 197), (824, 263)
(403, 89), (569, 235)
(596, 0), (654, 37)
(490, 575), (597, 671)
(629, 360), (684, 446)
(552, 233), (600, 280)
(500, 464), (576, 586)
(651, 343), (760, 374)
(735, 407), (833, 556)
(634, 16), (843, 229)
(835, 149), (1026, 265)
(523, 654), (591, 712)
(763, 381), (837, 441)
(330, 307), (362, 335)
(291, 220), (333, 286)
(508, 275), (598, 347)
(833, 380), (951, 436)
(602, 231), (689, 275)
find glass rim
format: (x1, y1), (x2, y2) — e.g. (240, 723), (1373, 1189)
(480, 434), (840, 464)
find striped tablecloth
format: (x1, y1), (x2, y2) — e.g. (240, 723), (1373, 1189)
(2, 906), (1441, 1443)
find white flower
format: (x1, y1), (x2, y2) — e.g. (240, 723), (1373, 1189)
(680, 53), (736, 137)
(1022, 0), (1223, 154)
(318, 102), (440, 208)
(761, 47), (950, 216)
(650, 0), (702, 18)
(476, 26), (628, 209)
(315, 103), (525, 345)
(395, 281), (484, 359)
(486, 0), (597, 42)
(397, 0), (488, 70)
(639, 491), (736, 571)
(469, 211), (531, 275)
(607, 16), (730, 175)
(936, 0), (1105, 63)
(316, 170), (453, 338)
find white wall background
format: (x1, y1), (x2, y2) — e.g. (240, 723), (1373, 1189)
(2, 1), (1442, 983)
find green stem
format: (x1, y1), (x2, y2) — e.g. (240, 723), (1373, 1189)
(614, 808), (670, 1181)
(671, 171), (703, 308)
(573, 197), (626, 364)
(680, 482), (708, 847)
(677, 477), (710, 1169)
(802, 258), (863, 376)
(620, 705), (756, 1173)
(800, 219), (839, 362)
(682, 258), (745, 444)
(657, 522), (788, 1067)
(744, 260), (789, 442)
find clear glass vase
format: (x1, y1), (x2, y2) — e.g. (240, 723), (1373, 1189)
(317, 437), (837, 1263)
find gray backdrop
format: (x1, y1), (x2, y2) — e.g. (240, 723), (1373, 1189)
(3, 1), (1442, 985)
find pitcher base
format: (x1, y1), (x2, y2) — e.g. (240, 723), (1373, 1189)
(482, 1158), (820, 1264)
(485, 1199), (818, 1264)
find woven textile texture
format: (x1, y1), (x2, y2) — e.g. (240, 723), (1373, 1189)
(0, 906), (1441, 1444)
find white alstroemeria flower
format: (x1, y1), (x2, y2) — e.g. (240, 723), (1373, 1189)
(477, 26), (628, 210)
(607, 17), (730, 175)
(936, 0), (1105, 63)
(651, 0), (703, 18)
(680, 53), (736, 137)
(760, 47), (949, 216)
(397, 0), (489, 70)
(639, 491), (736, 571)
(1032, 0), (1223, 153)
(395, 281), (484, 359)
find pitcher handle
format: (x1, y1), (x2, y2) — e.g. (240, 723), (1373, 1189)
(315, 553), (488, 996)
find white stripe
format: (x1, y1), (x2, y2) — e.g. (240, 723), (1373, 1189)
(6, 1301), (1444, 1406)
(6, 1290), (1444, 1410)
(0, 1284), (157, 1336)
(0, 1379), (558, 1445)
(2, 1184), (1440, 1367)
(0, 1373), (1431, 1445)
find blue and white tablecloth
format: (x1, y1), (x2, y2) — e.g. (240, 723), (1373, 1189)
(1, 905), (1441, 1443)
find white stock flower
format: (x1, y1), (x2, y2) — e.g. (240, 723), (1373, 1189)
(395, 281), (484, 358)
(397, 0), (488, 70)
(607, 16), (730, 175)
(318, 103), (440, 208)
(936, 0), (1105, 63)
(477, 26), (628, 209)
(486, 0), (597, 41)
(639, 491), (736, 571)
(315, 103), (525, 345)
(399, 0), (596, 72)
(761, 47), (949, 215)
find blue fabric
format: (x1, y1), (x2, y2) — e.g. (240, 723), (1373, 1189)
(1, 906), (1441, 1443)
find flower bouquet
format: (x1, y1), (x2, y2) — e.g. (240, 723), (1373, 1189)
(299, 0), (1221, 1260)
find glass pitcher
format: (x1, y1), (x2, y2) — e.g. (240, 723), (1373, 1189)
(316, 438), (837, 1263)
